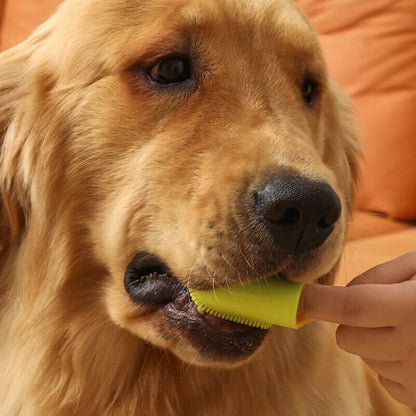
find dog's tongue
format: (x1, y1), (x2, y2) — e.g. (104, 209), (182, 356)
(180, 295), (252, 332)
(201, 310), (253, 333)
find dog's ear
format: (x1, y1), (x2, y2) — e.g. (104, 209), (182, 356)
(319, 80), (362, 285)
(323, 80), (361, 217)
(0, 23), (54, 249)
(0, 49), (28, 248)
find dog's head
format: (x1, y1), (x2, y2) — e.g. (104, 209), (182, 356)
(0, 0), (359, 367)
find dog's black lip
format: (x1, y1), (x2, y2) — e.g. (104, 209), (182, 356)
(124, 251), (269, 359)
(124, 252), (182, 305)
(164, 301), (268, 360)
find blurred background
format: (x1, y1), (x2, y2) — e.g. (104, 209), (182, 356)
(0, 0), (415, 282)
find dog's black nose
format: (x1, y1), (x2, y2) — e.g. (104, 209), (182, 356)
(253, 175), (341, 255)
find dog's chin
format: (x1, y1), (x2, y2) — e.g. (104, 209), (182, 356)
(163, 295), (269, 368)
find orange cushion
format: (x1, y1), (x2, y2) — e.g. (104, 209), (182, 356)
(337, 228), (416, 286)
(0, 0), (6, 43)
(347, 211), (413, 241)
(296, 0), (416, 221)
(0, 0), (61, 50)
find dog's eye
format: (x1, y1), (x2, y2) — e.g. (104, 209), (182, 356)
(148, 57), (191, 85)
(301, 79), (317, 106)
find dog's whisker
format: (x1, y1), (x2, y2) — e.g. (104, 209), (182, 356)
(223, 244), (245, 287)
(220, 252), (233, 269)
(155, 215), (194, 247)
(185, 258), (197, 298)
(199, 246), (216, 291)
(199, 247), (228, 291)
(156, 350), (168, 374)
(248, 251), (262, 278)
(182, 359), (194, 377)
(219, 252), (237, 289)
(224, 273), (231, 290)
(238, 244), (262, 283)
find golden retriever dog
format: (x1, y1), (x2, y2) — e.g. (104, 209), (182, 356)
(0, 0), (413, 415)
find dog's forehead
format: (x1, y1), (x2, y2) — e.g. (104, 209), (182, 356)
(124, 0), (319, 63)
(50, 0), (320, 84)
(152, 0), (315, 46)
(181, 0), (308, 25)
(63, 0), (315, 48)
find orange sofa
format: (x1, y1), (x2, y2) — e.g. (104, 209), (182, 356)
(1, 0), (414, 286)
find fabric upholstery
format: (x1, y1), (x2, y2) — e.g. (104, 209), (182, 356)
(0, 0), (6, 45)
(0, 0), (61, 50)
(338, 228), (416, 285)
(347, 211), (413, 241)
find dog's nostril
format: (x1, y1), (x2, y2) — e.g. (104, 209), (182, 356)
(277, 207), (301, 226)
(317, 211), (338, 229)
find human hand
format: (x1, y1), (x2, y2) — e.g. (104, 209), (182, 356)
(298, 251), (416, 408)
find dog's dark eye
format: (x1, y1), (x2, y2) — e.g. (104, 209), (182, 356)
(301, 79), (317, 106)
(149, 57), (191, 85)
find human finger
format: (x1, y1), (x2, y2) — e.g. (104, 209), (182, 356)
(348, 251), (416, 286)
(298, 283), (410, 327)
(378, 376), (415, 409)
(336, 326), (404, 361)
(362, 358), (405, 385)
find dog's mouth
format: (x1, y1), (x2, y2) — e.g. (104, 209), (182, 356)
(124, 252), (268, 362)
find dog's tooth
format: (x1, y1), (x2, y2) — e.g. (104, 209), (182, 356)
(197, 306), (205, 315)
(175, 297), (185, 310)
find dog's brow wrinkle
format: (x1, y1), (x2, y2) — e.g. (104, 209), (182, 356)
(51, 73), (114, 95)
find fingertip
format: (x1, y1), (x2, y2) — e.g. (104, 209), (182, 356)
(346, 274), (367, 287)
(297, 284), (351, 323)
(297, 283), (328, 318)
(297, 284), (310, 316)
(347, 252), (416, 286)
(346, 266), (381, 287)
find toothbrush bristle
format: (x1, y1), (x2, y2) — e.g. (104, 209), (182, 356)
(189, 291), (271, 330)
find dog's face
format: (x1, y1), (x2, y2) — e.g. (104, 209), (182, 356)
(0, 0), (358, 367)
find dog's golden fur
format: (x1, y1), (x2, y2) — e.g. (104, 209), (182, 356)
(0, 0), (413, 414)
